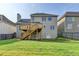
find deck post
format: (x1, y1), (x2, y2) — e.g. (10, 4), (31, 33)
(36, 29), (38, 40)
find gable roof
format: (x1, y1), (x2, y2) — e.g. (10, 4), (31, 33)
(59, 12), (79, 21)
(65, 12), (79, 16)
(1, 15), (16, 26)
(31, 13), (58, 17)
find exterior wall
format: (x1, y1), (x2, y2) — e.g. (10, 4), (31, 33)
(0, 22), (16, 34)
(65, 17), (74, 32)
(73, 17), (79, 32)
(64, 16), (79, 32)
(31, 16), (57, 39)
(16, 25), (21, 38)
(60, 16), (79, 39)
(0, 21), (16, 39)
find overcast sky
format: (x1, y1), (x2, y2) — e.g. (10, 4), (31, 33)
(0, 3), (79, 23)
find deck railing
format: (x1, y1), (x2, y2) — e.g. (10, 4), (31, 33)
(19, 23), (43, 40)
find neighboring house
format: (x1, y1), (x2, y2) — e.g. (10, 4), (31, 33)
(58, 12), (79, 39)
(0, 15), (16, 39)
(31, 13), (58, 39)
(16, 13), (58, 39)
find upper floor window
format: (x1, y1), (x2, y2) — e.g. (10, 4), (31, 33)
(50, 26), (54, 30)
(66, 17), (75, 23)
(42, 17), (46, 22)
(48, 17), (52, 21)
(32, 17), (34, 22)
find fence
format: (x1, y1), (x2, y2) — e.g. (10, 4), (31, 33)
(0, 33), (16, 39)
(62, 32), (79, 39)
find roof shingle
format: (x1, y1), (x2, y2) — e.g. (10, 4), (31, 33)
(59, 12), (79, 21)
(31, 13), (58, 17)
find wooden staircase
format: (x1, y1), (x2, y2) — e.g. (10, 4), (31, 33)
(19, 23), (43, 40)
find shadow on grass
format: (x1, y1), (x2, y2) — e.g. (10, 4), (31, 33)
(24, 37), (72, 43)
(0, 39), (20, 46)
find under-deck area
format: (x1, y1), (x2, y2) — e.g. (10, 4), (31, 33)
(18, 23), (43, 40)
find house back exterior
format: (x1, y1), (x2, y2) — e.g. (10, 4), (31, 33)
(16, 13), (58, 39)
(0, 15), (16, 39)
(31, 13), (58, 39)
(58, 12), (79, 39)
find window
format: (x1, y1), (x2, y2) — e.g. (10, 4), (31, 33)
(66, 17), (75, 23)
(48, 17), (52, 21)
(77, 24), (79, 27)
(50, 26), (54, 30)
(67, 24), (72, 29)
(72, 17), (75, 22)
(32, 17), (34, 22)
(0, 18), (1, 22)
(42, 17), (46, 22)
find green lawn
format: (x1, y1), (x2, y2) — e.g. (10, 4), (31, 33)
(0, 37), (79, 56)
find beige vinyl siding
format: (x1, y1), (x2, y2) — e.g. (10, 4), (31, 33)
(0, 22), (16, 34)
(62, 16), (79, 39)
(74, 17), (79, 32)
(65, 17), (74, 32)
(31, 16), (57, 39)
(58, 12), (79, 39)
(16, 25), (21, 38)
(65, 17), (79, 32)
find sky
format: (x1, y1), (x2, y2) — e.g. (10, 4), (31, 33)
(0, 3), (79, 23)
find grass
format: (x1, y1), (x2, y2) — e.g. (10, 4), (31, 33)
(0, 37), (79, 56)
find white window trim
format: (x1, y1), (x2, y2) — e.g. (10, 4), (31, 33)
(67, 24), (72, 29)
(77, 24), (79, 27)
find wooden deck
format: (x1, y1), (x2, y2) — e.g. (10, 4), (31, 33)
(19, 23), (43, 40)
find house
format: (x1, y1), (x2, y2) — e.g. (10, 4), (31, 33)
(58, 12), (79, 39)
(0, 15), (16, 39)
(16, 13), (58, 39)
(31, 13), (58, 39)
